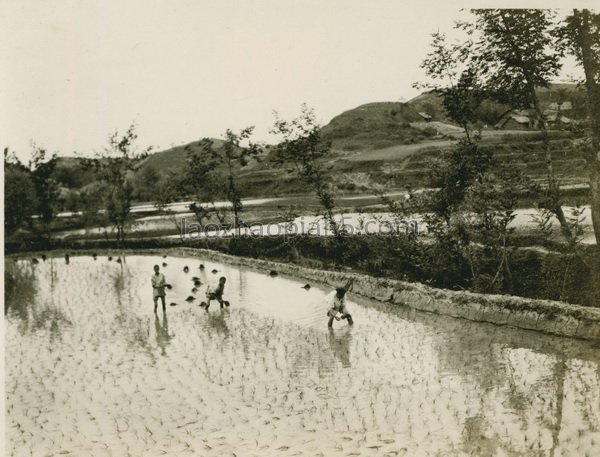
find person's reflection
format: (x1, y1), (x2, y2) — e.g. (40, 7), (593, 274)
(155, 311), (171, 356)
(461, 415), (497, 456)
(49, 315), (62, 343)
(328, 327), (352, 368)
(207, 309), (230, 336)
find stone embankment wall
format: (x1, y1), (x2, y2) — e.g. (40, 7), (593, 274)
(173, 247), (600, 342)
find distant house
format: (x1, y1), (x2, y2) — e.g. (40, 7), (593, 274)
(417, 112), (432, 122)
(545, 113), (573, 126)
(543, 101), (576, 129)
(548, 101), (573, 112)
(495, 113), (536, 130)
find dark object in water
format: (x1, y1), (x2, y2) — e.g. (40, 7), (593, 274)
(31, 258), (39, 265)
(108, 256), (113, 261)
(65, 254), (70, 264)
(199, 301), (207, 308)
(192, 276), (200, 281)
(223, 300), (230, 307)
(169, 302), (177, 307)
(163, 255), (167, 258)
(302, 284), (311, 290)
(116, 257), (122, 264)
(185, 296), (195, 302)
(183, 266), (189, 273)
(194, 280), (201, 287)
(191, 287), (198, 293)
(211, 269), (218, 274)
(199, 264), (205, 270)
(162, 262), (167, 267)
(41, 254), (47, 261)
(269, 270), (278, 277)
(92, 253), (97, 260)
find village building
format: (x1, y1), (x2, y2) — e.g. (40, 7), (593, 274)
(548, 101), (573, 112)
(494, 113), (536, 130)
(417, 111), (432, 122)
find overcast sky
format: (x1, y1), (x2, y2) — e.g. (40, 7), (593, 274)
(1, 0), (592, 162)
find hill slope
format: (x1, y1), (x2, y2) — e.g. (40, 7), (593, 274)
(321, 101), (438, 151)
(139, 138), (225, 175)
(48, 84), (590, 201)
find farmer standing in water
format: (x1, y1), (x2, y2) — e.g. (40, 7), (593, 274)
(152, 264), (167, 313)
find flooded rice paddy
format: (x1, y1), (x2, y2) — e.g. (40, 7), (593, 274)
(5, 255), (600, 456)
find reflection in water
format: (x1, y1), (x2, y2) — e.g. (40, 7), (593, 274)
(462, 415), (497, 456)
(206, 309), (230, 337)
(549, 358), (566, 457)
(155, 312), (171, 356)
(5, 258), (72, 337)
(427, 309), (600, 457)
(5, 260), (37, 319)
(328, 327), (352, 368)
(4, 255), (600, 457)
(112, 260), (153, 358)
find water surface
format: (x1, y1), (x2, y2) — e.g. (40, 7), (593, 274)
(5, 255), (600, 456)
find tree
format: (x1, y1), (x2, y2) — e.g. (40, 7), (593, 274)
(133, 164), (160, 201)
(415, 26), (528, 292)
(4, 159), (38, 235)
(418, 32), (493, 222)
(221, 128), (261, 235)
(183, 128), (260, 235)
(79, 183), (106, 232)
(427, 136), (492, 224)
(271, 105), (354, 266)
(461, 166), (525, 293)
(475, 100), (510, 127)
(559, 9), (600, 244)
(28, 144), (60, 239)
(182, 138), (225, 231)
(271, 105), (340, 237)
(463, 9), (576, 242)
(82, 124), (150, 243)
(418, 32), (493, 135)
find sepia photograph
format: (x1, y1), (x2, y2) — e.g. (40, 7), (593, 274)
(3, 1), (600, 456)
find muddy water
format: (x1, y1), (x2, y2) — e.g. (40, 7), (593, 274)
(5, 255), (600, 457)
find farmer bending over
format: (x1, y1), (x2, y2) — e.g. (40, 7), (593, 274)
(201, 276), (228, 311)
(326, 278), (354, 327)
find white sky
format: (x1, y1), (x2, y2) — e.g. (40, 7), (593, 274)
(1, 0), (594, 162)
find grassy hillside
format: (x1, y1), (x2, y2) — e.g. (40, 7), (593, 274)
(138, 138), (226, 175)
(406, 91), (449, 122)
(321, 101), (438, 151)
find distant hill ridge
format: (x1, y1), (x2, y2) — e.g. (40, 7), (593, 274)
(124, 83), (588, 167)
(48, 83), (588, 198)
(139, 138), (225, 175)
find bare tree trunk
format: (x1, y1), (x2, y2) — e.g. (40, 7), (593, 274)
(529, 87), (574, 241)
(497, 14), (573, 241)
(591, 174), (600, 244)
